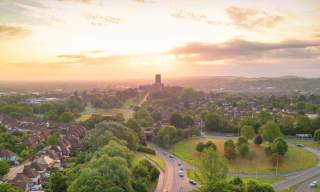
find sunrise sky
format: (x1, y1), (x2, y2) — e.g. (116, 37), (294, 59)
(0, 0), (320, 80)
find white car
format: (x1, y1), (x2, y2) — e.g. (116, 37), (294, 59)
(310, 181), (318, 188)
(179, 172), (184, 177)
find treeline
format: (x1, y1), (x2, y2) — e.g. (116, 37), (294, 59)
(34, 96), (85, 123)
(45, 121), (159, 192)
(241, 111), (320, 135)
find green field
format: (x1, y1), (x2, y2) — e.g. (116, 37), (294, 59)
(77, 99), (135, 122)
(170, 137), (318, 174)
(145, 154), (166, 171)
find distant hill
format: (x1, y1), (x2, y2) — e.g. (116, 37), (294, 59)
(165, 76), (320, 95)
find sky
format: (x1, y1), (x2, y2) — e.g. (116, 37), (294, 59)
(0, 0), (319, 81)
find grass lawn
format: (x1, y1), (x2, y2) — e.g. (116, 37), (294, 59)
(145, 154), (166, 171)
(187, 169), (282, 184)
(170, 137), (318, 174)
(133, 153), (166, 171)
(77, 100), (134, 122)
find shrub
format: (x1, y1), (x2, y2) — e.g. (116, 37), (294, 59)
(238, 143), (249, 157)
(224, 140), (237, 160)
(254, 135), (263, 145)
(196, 142), (206, 152)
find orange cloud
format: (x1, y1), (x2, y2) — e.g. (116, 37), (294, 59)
(226, 6), (284, 31)
(85, 13), (121, 25)
(0, 24), (30, 38)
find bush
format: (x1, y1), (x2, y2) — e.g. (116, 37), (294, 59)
(0, 160), (10, 177)
(314, 129), (320, 143)
(137, 146), (156, 155)
(254, 135), (263, 145)
(196, 142), (206, 152)
(238, 143), (249, 157)
(196, 141), (217, 152)
(224, 140), (237, 160)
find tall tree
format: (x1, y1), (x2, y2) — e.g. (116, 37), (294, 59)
(198, 148), (228, 184)
(241, 125), (255, 140)
(260, 121), (282, 142)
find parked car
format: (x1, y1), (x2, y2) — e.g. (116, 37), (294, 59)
(189, 180), (197, 185)
(179, 172), (184, 177)
(310, 181), (318, 188)
(169, 155), (174, 158)
(178, 162), (182, 166)
(296, 144), (305, 148)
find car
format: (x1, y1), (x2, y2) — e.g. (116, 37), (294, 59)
(178, 162), (182, 166)
(296, 144), (305, 148)
(180, 167), (184, 171)
(179, 172), (184, 177)
(189, 180), (197, 185)
(310, 181), (318, 188)
(169, 155), (174, 158)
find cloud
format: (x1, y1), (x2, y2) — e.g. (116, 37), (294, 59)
(56, 0), (92, 3)
(226, 6), (284, 31)
(169, 39), (320, 62)
(0, 24), (30, 38)
(134, 0), (155, 3)
(170, 8), (221, 26)
(85, 13), (121, 25)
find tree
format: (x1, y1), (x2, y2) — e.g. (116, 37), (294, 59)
(253, 135), (263, 145)
(260, 121), (282, 142)
(198, 147), (228, 184)
(246, 180), (275, 192)
(58, 112), (74, 123)
(224, 140), (237, 160)
(238, 143), (249, 157)
(46, 171), (68, 192)
(314, 129), (320, 143)
(196, 142), (206, 152)
(0, 183), (22, 192)
(241, 125), (255, 140)
(183, 115), (194, 128)
(0, 160), (10, 177)
(236, 137), (248, 149)
(271, 137), (288, 156)
(170, 113), (184, 128)
(279, 116), (294, 135)
(155, 125), (177, 148)
(295, 115), (312, 134)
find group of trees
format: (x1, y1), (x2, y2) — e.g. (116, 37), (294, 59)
(154, 125), (199, 148)
(197, 147), (274, 192)
(202, 112), (235, 133)
(35, 96), (85, 123)
(196, 141), (217, 152)
(241, 111), (320, 136)
(90, 89), (138, 109)
(45, 121), (159, 192)
(0, 126), (29, 160)
(169, 113), (194, 128)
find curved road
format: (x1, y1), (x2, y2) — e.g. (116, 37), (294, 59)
(150, 144), (197, 192)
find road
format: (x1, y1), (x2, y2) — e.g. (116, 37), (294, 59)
(294, 176), (320, 192)
(272, 147), (320, 191)
(150, 144), (197, 192)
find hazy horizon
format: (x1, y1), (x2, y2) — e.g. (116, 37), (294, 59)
(1, 0), (320, 80)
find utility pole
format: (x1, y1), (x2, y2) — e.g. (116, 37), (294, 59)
(276, 158), (279, 176)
